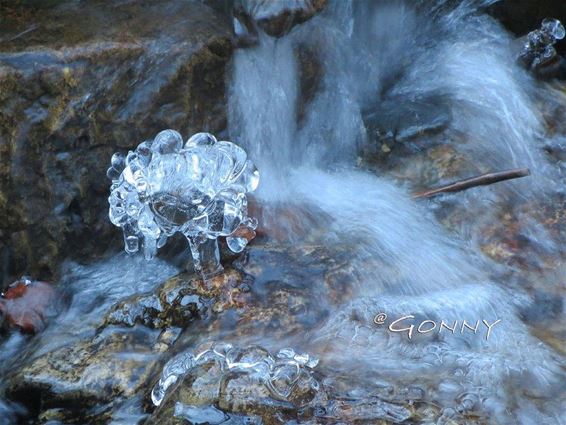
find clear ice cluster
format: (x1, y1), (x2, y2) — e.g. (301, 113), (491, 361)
(107, 130), (259, 276)
(520, 18), (566, 70)
(151, 343), (319, 407)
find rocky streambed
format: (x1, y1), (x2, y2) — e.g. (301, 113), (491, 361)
(1, 1), (566, 424)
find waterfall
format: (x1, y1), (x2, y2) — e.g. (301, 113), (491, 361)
(227, 1), (566, 423)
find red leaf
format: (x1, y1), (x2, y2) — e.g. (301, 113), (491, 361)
(0, 278), (57, 334)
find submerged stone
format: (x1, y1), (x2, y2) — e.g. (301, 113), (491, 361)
(104, 267), (248, 329)
(362, 94), (452, 157)
(5, 326), (165, 415)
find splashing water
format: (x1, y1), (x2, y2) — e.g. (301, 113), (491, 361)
(226, 0), (566, 423)
(107, 130), (260, 276)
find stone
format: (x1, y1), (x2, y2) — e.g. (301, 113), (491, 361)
(104, 267), (248, 329)
(0, 0), (234, 283)
(362, 94), (452, 156)
(234, 0), (327, 38)
(5, 326), (164, 417)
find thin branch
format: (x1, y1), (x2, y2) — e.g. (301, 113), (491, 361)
(413, 168), (531, 199)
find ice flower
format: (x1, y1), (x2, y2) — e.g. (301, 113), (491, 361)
(107, 130), (259, 276)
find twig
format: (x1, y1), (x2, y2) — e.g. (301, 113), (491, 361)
(413, 168), (531, 199)
(1, 24), (39, 44)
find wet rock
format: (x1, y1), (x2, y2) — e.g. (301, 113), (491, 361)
(235, 0), (327, 38)
(0, 277), (57, 333)
(5, 326), (165, 417)
(217, 244), (353, 340)
(233, 6), (260, 48)
(105, 268), (249, 329)
(0, 0), (233, 282)
(363, 94), (452, 158)
(296, 43), (323, 126)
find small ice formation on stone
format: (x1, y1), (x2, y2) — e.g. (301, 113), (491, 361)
(519, 18), (566, 70)
(151, 343), (319, 407)
(107, 130), (259, 277)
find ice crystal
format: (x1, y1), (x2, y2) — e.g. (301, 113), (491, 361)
(151, 343), (319, 407)
(107, 130), (259, 276)
(520, 18), (565, 70)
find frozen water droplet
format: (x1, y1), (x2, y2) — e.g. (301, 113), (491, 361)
(143, 237), (157, 260)
(186, 132), (217, 147)
(124, 235), (139, 254)
(136, 140), (153, 164)
(152, 130), (183, 154)
(111, 152), (125, 169)
(226, 236), (248, 253)
(244, 217), (259, 230)
(542, 18), (565, 40)
(106, 166), (120, 181)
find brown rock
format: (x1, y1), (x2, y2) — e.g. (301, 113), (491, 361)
(6, 326), (165, 415)
(0, 0), (233, 283)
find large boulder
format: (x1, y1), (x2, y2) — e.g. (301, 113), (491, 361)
(0, 0), (233, 284)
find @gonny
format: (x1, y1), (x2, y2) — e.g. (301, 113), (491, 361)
(373, 313), (501, 341)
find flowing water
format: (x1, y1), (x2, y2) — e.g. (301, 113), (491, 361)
(1, 0), (566, 424)
(226, 0), (566, 423)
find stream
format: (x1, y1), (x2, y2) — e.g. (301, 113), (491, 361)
(1, 1), (565, 424)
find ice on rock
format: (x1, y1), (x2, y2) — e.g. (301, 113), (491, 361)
(519, 18), (565, 70)
(107, 130), (259, 277)
(151, 343), (319, 407)
(542, 18), (566, 40)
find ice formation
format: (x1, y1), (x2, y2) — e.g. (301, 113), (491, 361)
(519, 18), (565, 70)
(107, 130), (259, 276)
(151, 343), (319, 407)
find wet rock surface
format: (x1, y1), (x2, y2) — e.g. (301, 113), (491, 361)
(362, 95), (452, 160)
(5, 326), (163, 419)
(234, 0), (327, 38)
(0, 243), (356, 423)
(104, 268), (249, 329)
(1, 1), (566, 424)
(0, 0), (233, 283)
